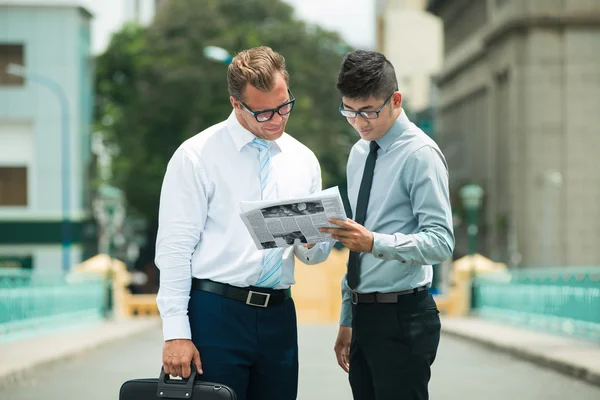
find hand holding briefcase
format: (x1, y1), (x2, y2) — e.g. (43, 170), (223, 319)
(119, 364), (237, 400)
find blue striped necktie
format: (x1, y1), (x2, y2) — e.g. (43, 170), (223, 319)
(252, 137), (284, 288)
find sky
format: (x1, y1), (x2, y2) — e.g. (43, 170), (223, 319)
(283, 0), (375, 50)
(84, 0), (375, 55)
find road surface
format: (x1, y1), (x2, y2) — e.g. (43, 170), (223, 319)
(2, 325), (599, 399)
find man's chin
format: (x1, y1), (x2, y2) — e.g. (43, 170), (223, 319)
(357, 129), (376, 140)
(262, 126), (284, 140)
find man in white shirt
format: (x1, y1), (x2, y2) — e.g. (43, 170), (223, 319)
(155, 46), (332, 400)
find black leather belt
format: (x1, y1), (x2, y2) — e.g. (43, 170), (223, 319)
(351, 286), (428, 305)
(191, 278), (291, 308)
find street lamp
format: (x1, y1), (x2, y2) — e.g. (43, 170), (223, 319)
(95, 184), (124, 256)
(459, 183), (484, 311)
(459, 184), (484, 256)
(97, 184), (124, 317)
(203, 46), (233, 65)
(7, 64), (72, 273)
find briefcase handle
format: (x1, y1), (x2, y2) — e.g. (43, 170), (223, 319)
(156, 364), (197, 399)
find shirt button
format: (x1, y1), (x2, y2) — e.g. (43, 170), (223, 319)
(378, 253), (383, 257)
(401, 260), (406, 263)
(306, 257), (310, 261)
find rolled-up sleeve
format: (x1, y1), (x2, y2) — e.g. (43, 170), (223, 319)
(155, 148), (208, 341)
(370, 145), (454, 265)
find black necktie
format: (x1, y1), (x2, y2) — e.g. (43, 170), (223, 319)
(347, 140), (379, 290)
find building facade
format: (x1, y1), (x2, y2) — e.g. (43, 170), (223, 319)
(428, 0), (600, 266)
(376, 0), (443, 116)
(0, 0), (95, 271)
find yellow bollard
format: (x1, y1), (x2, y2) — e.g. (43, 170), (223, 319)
(70, 254), (133, 318)
(444, 254), (508, 316)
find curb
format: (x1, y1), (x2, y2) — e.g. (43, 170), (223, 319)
(441, 324), (600, 388)
(0, 317), (161, 389)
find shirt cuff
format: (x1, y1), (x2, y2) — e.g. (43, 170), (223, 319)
(371, 232), (396, 259)
(371, 232), (412, 263)
(296, 241), (332, 264)
(161, 315), (192, 341)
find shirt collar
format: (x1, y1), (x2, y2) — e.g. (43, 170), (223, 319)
(226, 111), (282, 152)
(374, 109), (412, 152)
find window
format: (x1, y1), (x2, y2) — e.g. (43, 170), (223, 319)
(0, 167), (28, 206)
(0, 44), (25, 86)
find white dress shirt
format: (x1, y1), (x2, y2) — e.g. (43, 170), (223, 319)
(155, 111), (333, 341)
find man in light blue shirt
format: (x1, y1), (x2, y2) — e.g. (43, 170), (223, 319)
(320, 50), (454, 400)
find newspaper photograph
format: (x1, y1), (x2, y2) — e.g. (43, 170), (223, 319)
(239, 186), (347, 250)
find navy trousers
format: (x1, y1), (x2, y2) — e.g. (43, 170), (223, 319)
(188, 289), (299, 400)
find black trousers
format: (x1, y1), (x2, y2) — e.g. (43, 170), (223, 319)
(349, 290), (441, 400)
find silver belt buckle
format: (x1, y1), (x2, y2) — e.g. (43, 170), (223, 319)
(351, 291), (359, 305)
(246, 290), (270, 307)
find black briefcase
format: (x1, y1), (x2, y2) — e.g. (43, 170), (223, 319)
(119, 365), (237, 400)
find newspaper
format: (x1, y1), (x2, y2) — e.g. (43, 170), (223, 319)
(239, 186), (347, 250)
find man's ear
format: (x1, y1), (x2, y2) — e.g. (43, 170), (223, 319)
(392, 92), (402, 109)
(230, 96), (241, 112)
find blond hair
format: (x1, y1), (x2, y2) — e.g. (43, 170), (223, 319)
(227, 46), (289, 100)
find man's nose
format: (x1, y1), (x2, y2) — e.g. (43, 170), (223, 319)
(270, 112), (284, 124)
(354, 119), (369, 129)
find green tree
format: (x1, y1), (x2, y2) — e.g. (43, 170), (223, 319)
(95, 0), (356, 225)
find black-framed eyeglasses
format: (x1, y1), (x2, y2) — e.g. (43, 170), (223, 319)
(238, 89), (296, 123)
(338, 91), (397, 119)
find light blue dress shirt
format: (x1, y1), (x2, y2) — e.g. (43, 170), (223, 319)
(340, 111), (455, 326)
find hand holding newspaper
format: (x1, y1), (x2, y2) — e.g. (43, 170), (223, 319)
(239, 186), (347, 250)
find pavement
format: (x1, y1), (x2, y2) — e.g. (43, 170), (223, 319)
(1, 315), (600, 392)
(441, 317), (600, 387)
(0, 317), (161, 388)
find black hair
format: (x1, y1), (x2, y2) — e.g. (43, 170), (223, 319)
(336, 50), (398, 100)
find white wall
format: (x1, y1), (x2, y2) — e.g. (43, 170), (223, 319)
(0, 121), (34, 165)
(381, 9), (443, 111)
